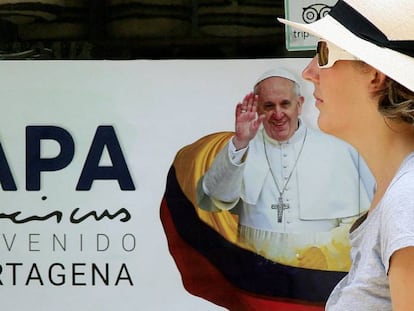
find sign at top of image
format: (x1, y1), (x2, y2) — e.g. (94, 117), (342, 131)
(283, 0), (338, 51)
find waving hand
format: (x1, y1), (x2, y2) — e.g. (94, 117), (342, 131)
(232, 92), (265, 150)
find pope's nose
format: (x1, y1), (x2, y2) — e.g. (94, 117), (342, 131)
(271, 109), (284, 120)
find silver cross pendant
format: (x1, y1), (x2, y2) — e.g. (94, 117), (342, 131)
(271, 197), (290, 223)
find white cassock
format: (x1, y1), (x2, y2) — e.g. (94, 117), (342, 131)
(197, 121), (374, 266)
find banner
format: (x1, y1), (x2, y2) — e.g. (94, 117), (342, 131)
(0, 58), (329, 310)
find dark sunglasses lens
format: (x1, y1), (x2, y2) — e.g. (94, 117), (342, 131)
(317, 41), (329, 66)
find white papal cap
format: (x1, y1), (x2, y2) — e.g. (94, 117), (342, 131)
(254, 68), (301, 93)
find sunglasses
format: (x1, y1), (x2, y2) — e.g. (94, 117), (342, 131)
(317, 40), (359, 68)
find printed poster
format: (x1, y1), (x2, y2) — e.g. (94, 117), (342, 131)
(0, 58), (367, 310)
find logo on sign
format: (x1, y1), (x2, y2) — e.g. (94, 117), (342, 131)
(284, 0), (337, 50)
(302, 3), (333, 23)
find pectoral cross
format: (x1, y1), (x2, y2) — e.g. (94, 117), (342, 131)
(271, 197), (290, 223)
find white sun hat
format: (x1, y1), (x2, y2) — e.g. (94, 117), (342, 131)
(278, 0), (414, 92)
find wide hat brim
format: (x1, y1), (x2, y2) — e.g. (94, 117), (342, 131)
(278, 16), (414, 92)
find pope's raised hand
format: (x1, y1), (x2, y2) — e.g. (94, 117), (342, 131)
(232, 92), (264, 150)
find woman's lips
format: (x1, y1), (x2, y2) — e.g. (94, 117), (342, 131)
(314, 93), (323, 107)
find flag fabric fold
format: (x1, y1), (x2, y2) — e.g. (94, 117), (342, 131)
(161, 132), (347, 310)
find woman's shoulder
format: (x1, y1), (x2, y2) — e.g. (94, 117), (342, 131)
(381, 155), (414, 217)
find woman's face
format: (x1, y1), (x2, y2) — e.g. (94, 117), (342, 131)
(302, 56), (372, 141)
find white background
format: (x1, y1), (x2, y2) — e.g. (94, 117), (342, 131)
(0, 58), (315, 310)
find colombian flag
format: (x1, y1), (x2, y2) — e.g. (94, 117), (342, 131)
(161, 132), (347, 311)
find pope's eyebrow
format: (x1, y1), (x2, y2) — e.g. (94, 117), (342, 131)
(280, 99), (292, 106)
(263, 101), (275, 107)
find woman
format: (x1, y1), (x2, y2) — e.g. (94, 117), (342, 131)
(279, 0), (414, 310)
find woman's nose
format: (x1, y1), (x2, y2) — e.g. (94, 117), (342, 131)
(302, 56), (319, 83)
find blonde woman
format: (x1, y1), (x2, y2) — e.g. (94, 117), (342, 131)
(279, 0), (414, 310)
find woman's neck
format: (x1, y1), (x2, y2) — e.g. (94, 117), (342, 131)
(353, 119), (414, 211)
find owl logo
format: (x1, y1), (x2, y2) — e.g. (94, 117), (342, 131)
(302, 4), (333, 23)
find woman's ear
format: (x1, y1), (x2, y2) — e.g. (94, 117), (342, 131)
(369, 69), (387, 93)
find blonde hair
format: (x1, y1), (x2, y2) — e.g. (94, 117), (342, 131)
(378, 79), (414, 125)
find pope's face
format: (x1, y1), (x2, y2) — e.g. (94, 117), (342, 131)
(256, 77), (304, 141)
